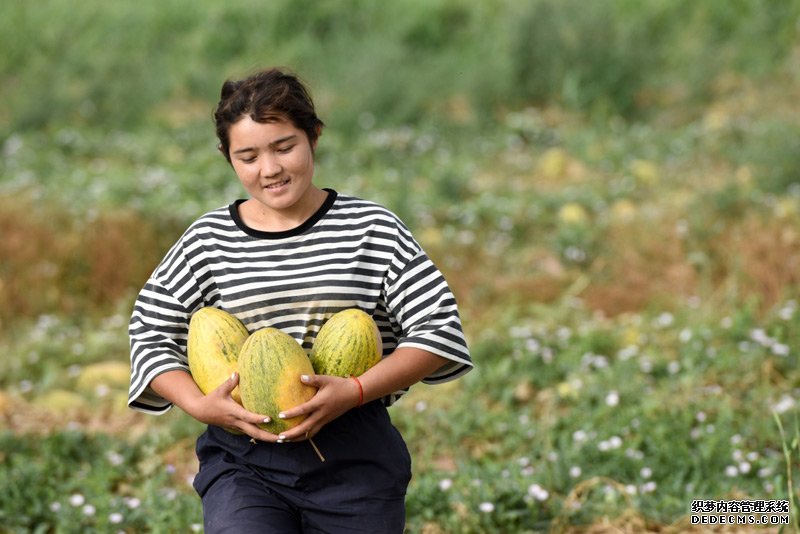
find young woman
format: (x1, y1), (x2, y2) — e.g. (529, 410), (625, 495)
(128, 68), (473, 533)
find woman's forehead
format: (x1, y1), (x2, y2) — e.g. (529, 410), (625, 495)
(228, 116), (304, 147)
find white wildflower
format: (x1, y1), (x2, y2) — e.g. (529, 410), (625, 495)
(617, 345), (639, 360)
(573, 430), (588, 443)
(679, 329), (692, 343)
(750, 329), (772, 346)
(738, 462), (751, 474)
(772, 343), (790, 356)
(779, 302), (796, 320)
(655, 312), (674, 328)
(695, 411), (707, 423)
(773, 395), (796, 414)
(106, 451), (124, 466)
(640, 481), (657, 494)
(528, 484), (549, 501)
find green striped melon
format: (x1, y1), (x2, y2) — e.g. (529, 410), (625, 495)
(238, 327), (317, 434)
(310, 309), (383, 378)
(187, 307), (249, 404)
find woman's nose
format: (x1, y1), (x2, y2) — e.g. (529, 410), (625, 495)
(260, 155), (282, 178)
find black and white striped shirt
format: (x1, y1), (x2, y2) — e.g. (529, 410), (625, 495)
(128, 190), (473, 414)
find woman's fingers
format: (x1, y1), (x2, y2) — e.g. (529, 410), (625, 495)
(227, 373), (357, 444)
(274, 374), (326, 420)
(222, 371), (240, 392)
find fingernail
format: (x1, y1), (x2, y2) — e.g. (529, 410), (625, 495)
(230, 372), (237, 380)
(263, 417), (271, 423)
(278, 413), (286, 419)
(301, 374), (310, 383)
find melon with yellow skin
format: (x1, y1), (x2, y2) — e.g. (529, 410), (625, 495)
(310, 309), (383, 378)
(238, 327), (317, 434)
(187, 307), (249, 404)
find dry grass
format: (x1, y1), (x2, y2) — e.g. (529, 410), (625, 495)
(581, 217), (698, 316)
(0, 194), (182, 329)
(3, 186), (796, 339)
(435, 205), (800, 326)
(590, 210), (800, 317)
(711, 213), (800, 311)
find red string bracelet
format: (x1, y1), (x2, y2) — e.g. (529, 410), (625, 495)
(350, 375), (364, 407)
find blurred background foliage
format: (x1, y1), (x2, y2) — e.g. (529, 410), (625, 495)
(1, 0), (797, 132)
(1, 0), (799, 330)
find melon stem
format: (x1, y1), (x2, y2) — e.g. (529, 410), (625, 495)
(309, 438), (326, 462)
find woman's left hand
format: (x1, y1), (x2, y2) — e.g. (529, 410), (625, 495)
(273, 374), (361, 442)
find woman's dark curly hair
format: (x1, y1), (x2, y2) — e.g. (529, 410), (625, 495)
(213, 68), (325, 162)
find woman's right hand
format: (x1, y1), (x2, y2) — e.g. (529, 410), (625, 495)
(151, 370), (279, 442)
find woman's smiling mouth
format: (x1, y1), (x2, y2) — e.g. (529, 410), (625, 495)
(265, 178), (291, 190)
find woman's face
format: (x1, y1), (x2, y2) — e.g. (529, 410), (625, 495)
(227, 116), (317, 220)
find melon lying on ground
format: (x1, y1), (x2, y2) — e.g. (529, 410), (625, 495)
(310, 309), (383, 378)
(238, 327), (317, 434)
(76, 361), (131, 395)
(187, 307), (249, 404)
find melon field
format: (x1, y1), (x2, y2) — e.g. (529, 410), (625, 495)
(2, 1), (800, 532)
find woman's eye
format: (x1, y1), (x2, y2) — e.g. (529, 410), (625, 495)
(277, 145), (294, 154)
(240, 156), (256, 164)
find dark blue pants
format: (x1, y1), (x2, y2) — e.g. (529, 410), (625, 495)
(193, 401), (412, 533)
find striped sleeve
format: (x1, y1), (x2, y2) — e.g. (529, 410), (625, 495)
(128, 242), (200, 414)
(384, 221), (473, 387)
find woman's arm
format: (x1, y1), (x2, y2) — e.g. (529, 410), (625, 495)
(355, 347), (449, 405)
(150, 369), (281, 442)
